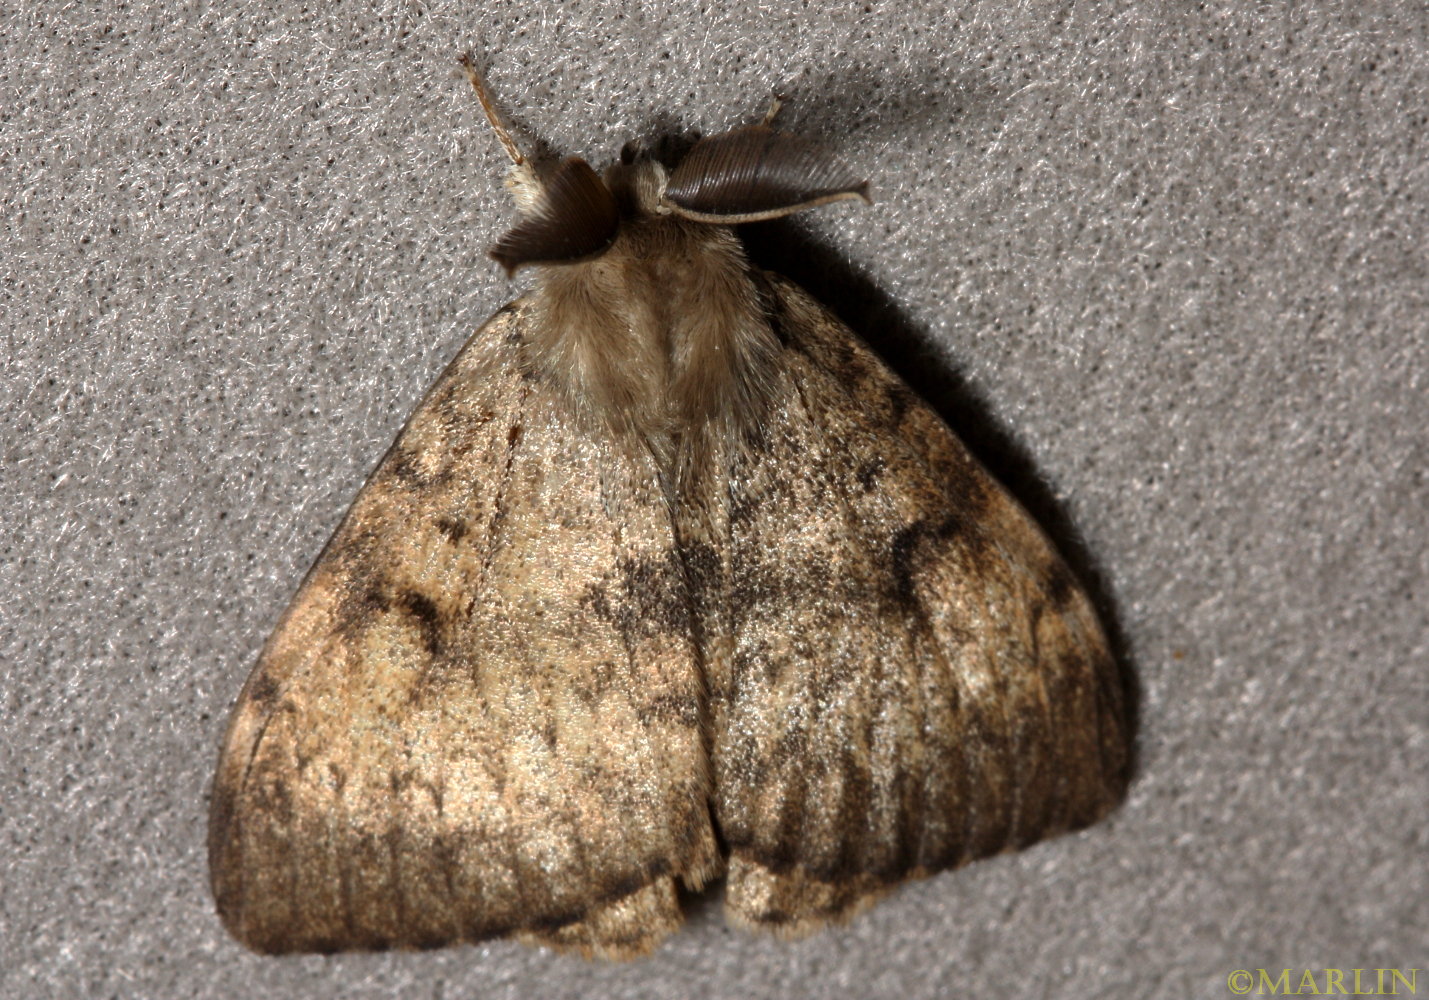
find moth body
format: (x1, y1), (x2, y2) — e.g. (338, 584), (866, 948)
(527, 174), (777, 480)
(207, 62), (1130, 960)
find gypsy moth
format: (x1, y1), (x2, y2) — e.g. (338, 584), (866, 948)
(207, 59), (1130, 960)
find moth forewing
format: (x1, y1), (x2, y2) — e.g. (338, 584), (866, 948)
(207, 62), (1128, 960)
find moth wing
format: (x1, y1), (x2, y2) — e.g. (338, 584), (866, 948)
(209, 304), (718, 959)
(709, 275), (1129, 934)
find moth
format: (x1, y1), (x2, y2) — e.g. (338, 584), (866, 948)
(208, 58), (1129, 960)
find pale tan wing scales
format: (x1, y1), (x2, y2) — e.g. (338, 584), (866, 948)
(708, 275), (1129, 933)
(208, 303), (718, 958)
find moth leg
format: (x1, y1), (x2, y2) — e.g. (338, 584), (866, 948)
(457, 53), (542, 210)
(760, 94), (786, 127)
(723, 855), (888, 939)
(515, 878), (684, 961)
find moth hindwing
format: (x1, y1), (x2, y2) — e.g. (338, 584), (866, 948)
(207, 62), (1129, 960)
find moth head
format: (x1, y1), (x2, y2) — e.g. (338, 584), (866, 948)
(478, 91), (869, 273)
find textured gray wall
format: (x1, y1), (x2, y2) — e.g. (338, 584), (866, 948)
(4, 3), (1424, 998)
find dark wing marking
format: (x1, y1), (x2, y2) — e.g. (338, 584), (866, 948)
(209, 304), (717, 959)
(705, 275), (1129, 934)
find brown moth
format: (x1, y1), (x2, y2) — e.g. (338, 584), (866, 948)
(207, 58), (1130, 960)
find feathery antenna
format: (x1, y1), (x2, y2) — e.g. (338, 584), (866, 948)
(458, 54), (525, 166)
